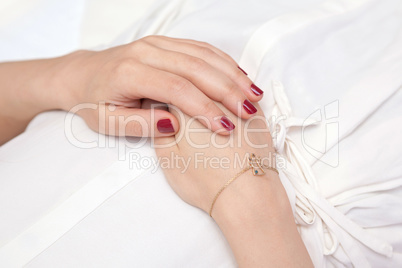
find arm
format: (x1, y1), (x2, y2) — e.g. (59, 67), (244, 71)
(0, 58), (59, 145)
(0, 36), (263, 145)
(213, 171), (313, 267)
(154, 102), (313, 267)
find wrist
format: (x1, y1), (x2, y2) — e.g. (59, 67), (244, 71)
(212, 171), (293, 228)
(0, 59), (57, 121)
(0, 51), (93, 120)
(211, 172), (313, 267)
(47, 50), (95, 111)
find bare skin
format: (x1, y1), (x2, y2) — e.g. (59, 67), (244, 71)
(154, 102), (314, 267)
(0, 36), (263, 145)
(0, 35), (311, 266)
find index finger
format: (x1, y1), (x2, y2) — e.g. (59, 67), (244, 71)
(128, 64), (236, 135)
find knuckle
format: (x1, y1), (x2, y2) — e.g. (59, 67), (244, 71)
(198, 41), (211, 48)
(225, 56), (238, 66)
(170, 77), (191, 96)
(228, 57), (239, 66)
(112, 58), (137, 77)
(225, 82), (239, 95)
(199, 100), (218, 116)
(217, 82), (241, 102)
(198, 46), (215, 58)
(187, 57), (208, 72)
(200, 42), (236, 64)
(129, 39), (150, 53)
(141, 35), (158, 44)
(200, 42), (219, 53)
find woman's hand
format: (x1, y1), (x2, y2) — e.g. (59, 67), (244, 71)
(154, 102), (313, 267)
(0, 36), (264, 144)
(52, 36), (263, 137)
(154, 100), (276, 213)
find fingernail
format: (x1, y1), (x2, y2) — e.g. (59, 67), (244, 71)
(243, 100), (257, 114)
(220, 116), (235, 131)
(157, 119), (174, 133)
(238, 66), (248, 75)
(251, 84), (263, 96)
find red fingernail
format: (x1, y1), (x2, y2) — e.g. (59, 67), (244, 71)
(157, 119), (174, 133)
(243, 100), (257, 114)
(238, 66), (248, 75)
(220, 116), (235, 131)
(251, 84), (263, 96)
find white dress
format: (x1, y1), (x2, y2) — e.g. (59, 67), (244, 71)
(0, 0), (401, 267)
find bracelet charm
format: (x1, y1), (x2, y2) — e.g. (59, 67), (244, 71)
(209, 153), (279, 217)
(249, 153), (265, 176)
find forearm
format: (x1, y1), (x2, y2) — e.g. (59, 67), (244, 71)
(213, 172), (313, 267)
(0, 56), (69, 145)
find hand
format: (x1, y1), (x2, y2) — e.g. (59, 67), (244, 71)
(53, 36), (264, 137)
(153, 100), (277, 213)
(154, 102), (313, 267)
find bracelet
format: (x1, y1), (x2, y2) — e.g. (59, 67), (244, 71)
(209, 153), (279, 217)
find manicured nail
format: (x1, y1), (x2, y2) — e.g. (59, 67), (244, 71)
(157, 119), (174, 133)
(238, 66), (248, 75)
(243, 100), (257, 114)
(251, 84), (263, 96)
(220, 116), (235, 131)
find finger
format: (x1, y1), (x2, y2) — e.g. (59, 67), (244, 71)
(144, 37), (264, 102)
(121, 64), (236, 134)
(154, 36), (239, 67)
(141, 99), (179, 148)
(160, 37), (251, 77)
(141, 99), (178, 153)
(86, 103), (180, 137)
(135, 45), (258, 119)
(169, 38), (250, 77)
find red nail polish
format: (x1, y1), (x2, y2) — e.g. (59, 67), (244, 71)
(251, 84), (263, 96)
(157, 119), (174, 133)
(238, 66), (248, 75)
(220, 116), (235, 131)
(243, 100), (257, 114)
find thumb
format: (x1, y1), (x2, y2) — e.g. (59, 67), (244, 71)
(97, 103), (180, 137)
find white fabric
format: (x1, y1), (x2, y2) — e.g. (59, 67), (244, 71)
(1, 0), (402, 267)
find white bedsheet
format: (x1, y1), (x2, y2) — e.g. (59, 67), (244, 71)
(0, 0), (402, 267)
